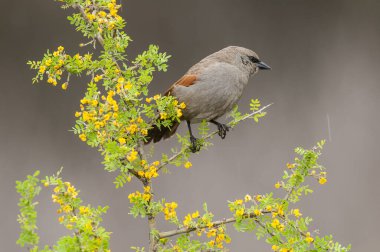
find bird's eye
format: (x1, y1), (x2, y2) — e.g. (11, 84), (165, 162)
(249, 56), (260, 63)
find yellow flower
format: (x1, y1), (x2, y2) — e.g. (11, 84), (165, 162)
(143, 186), (151, 193)
(179, 102), (186, 109)
(153, 94), (161, 100)
(152, 161), (160, 166)
(127, 150), (138, 162)
(287, 162), (295, 169)
(272, 245), (280, 251)
(58, 216), (64, 223)
(108, 22), (115, 30)
(138, 171), (145, 177)
(142, 193), (151, 201)
(160, 112), (168, 120)
(191, 211), (200, 218)
(118, 137), (126, 145)
(266, 205), (273, 211)
(74, 111), (81, 118)
(45, 58), (52, 66)
(67, 185), (77, 196)
(57, 46), (64, 52)
(254, 209), (262, 216)
(184, 161), (192, 169)
(94, 75), (102, 82)
(293, 208), (302, 218)
(53, 51), (60, 57)
(183, 214), (192, 227)
(255, 195), (262, 202)
(127, 124), (138, 134)
(234, 199), (243, 205)
(177, 109), (183, 118)
(39, 65), (46, 74)
(86, 13), (96, 21)
(244, 194), (252, 202)
(146, 97), (152, 103)
(62, 205), (72, 213)
(319, 177), (327, 185)
(61, 82), (68, 90)
(79, 206), (90, 215)
(98, 11), (107, 17)
(79, 134), (87, 142)
(275, 181), (281, 189)
(47, 77), (55, 84)
(271, 218), (280, 228)
(277, 205), (284, 216)
(305, 232), (314, 244)
(84, 222), (92, 232)
(125, 81), (133, 90)
(112, 11), (119, 19)
(206, 229), (216, 237)
(235, 208), (244, 217)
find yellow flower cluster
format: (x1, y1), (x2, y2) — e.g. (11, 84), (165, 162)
(318, 172), (327, 184)
(137, 161), (160, 179)
(207, 227), (230, 249)
(305, 232), (314, 244)
(271, 218), (285, 232)
(182, 210), (200, 227)
(292, 208), (302, 218)
(84, 0), (121, 32)
(40, 46), (66, 87)
(128, 190), (151, 203)
(127, 150), (138, 162)
(184, 161), (192, 169)
(51, 181), (80, 229)
(79, 206), (90, 215)
(272, 204), (285, 218)
(163, 202), (178, 220)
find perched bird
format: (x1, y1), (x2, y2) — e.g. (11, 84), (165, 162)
(146, 46), (270, 152)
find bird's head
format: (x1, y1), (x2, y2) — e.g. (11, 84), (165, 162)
(222, 46), (271, 76)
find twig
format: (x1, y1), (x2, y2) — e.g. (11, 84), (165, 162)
(157, 103), (273, 171)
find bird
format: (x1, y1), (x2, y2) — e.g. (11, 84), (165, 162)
(146, 46), (270, 152)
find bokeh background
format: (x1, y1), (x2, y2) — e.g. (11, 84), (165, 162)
(1, 0), (380, 251)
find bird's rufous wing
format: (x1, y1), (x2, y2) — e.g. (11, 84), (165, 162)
(164, 74), (197, 96)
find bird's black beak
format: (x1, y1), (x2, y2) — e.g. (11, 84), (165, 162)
(257, 61), (271, 70)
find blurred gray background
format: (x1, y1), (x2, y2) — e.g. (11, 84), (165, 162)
(1, 0), (379, 251)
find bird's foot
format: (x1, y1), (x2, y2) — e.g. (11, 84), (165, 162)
(216, 123), (230, 139)
(189, 136), (200, 153)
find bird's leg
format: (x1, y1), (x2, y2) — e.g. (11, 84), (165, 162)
(210, 119), (230, 139)
(187, 120), (200, 153)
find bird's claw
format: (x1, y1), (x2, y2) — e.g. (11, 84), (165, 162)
(189, 136), (200, 153)
(217, 124), (230, 139)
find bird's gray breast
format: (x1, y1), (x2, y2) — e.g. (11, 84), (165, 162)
(172, 62), (249, 123)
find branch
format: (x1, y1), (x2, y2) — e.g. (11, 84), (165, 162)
(157, 103), (273, 171)
(159, 211), (271, 239)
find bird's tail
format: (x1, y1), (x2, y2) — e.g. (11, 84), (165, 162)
(145, 121), (180, 144)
